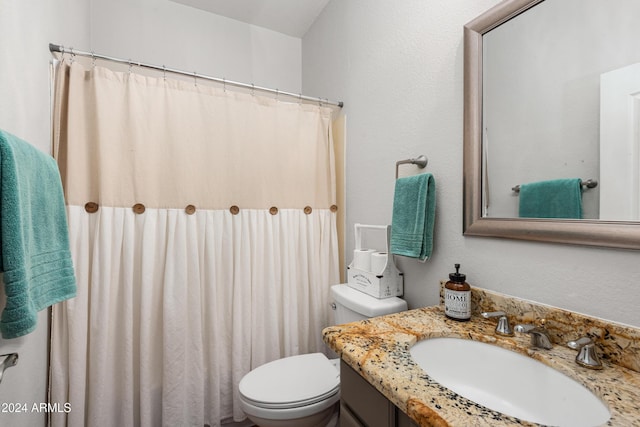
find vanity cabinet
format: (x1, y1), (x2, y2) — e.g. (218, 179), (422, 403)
(340, 361), (418, 427)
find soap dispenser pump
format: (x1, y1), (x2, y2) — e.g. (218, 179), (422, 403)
(444, 263), (471, 321)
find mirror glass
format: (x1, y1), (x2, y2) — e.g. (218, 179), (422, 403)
(482, 0), (640, 221)
(463, 0), (640, 249)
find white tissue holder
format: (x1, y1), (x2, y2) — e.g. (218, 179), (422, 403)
(347, 223), (403, 299)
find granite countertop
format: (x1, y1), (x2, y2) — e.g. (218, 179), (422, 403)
(323, 306), (640, 426)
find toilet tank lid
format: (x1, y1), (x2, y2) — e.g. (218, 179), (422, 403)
(331, 284), (407, 317)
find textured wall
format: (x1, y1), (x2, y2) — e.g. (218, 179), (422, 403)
(90, 0), (302, 93)
(302, 0), (640, 327)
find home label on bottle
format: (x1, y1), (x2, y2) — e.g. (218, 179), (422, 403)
(444, 289), (471, 320)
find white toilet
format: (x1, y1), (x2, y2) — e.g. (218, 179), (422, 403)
(238, 284), (408, 427)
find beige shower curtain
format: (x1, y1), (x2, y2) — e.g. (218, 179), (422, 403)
(50, 60), (340, 427)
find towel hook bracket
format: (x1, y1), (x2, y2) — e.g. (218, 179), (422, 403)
(396, 155), (428, 179)
(0, 353), (18, 386)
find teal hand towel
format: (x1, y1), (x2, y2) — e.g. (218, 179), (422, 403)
(0, 130), (77, 339)
(518, 178), (582, 219)
(390, 173), (436, 261)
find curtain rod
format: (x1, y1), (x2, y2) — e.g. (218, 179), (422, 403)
(49, 43), (344, 108)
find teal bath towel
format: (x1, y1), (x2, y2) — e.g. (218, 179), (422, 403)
(0, 130), (76, 339)
(518, 178), (582, 219)
(390, 173), (436, 261)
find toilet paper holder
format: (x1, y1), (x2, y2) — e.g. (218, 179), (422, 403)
(347, 223), (403, 299)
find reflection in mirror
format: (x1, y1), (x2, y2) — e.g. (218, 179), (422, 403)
(481, 0), (640, 220)
(463, 0), (640, 249)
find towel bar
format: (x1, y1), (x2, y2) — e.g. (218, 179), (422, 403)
(512, 179), (598, 193)
(395, 155), (428, 179)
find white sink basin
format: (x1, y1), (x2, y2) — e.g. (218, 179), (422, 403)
(409, 337), (610, 426)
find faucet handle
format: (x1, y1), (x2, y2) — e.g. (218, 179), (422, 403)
(515, 324), (553, 349)
(567, 337), (603, 370)
(481, 311), (514, 336)
(514, 323), (534, 333)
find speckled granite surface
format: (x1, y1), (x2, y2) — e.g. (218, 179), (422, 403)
(323, 286), (640, 426)
(449, 284), (640, 373)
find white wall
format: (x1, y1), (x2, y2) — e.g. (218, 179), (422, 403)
(90, 0), (302, 94)
(302, 0), (640, 328)
(0, 1), (90, 426)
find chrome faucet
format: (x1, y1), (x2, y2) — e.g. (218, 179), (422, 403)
(481, 311), (514, 336)
(567, 337), (603, 370)
(514, 324), (553, 350)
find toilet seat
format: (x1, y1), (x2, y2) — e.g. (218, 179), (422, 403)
(239, 353), (340, 410)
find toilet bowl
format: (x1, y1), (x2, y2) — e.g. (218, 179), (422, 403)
(238, 353), (340, 427)
(238, 284), (407, 427)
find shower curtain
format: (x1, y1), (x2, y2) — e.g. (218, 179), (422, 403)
(49, 60), (340, 427)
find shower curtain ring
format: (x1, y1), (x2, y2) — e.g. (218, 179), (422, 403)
(251, 83), (255, 96)
(222, 77), (226, 92)
(193, 71), (197, 87)
(91, 51), (96, 68)
(162, 65), (166, 81)
(128, 60), (132, 74)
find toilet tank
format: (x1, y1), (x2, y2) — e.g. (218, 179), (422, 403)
(330, 284), (408, 324)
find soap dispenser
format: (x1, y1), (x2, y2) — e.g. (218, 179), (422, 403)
(444, 264), (471, 321)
